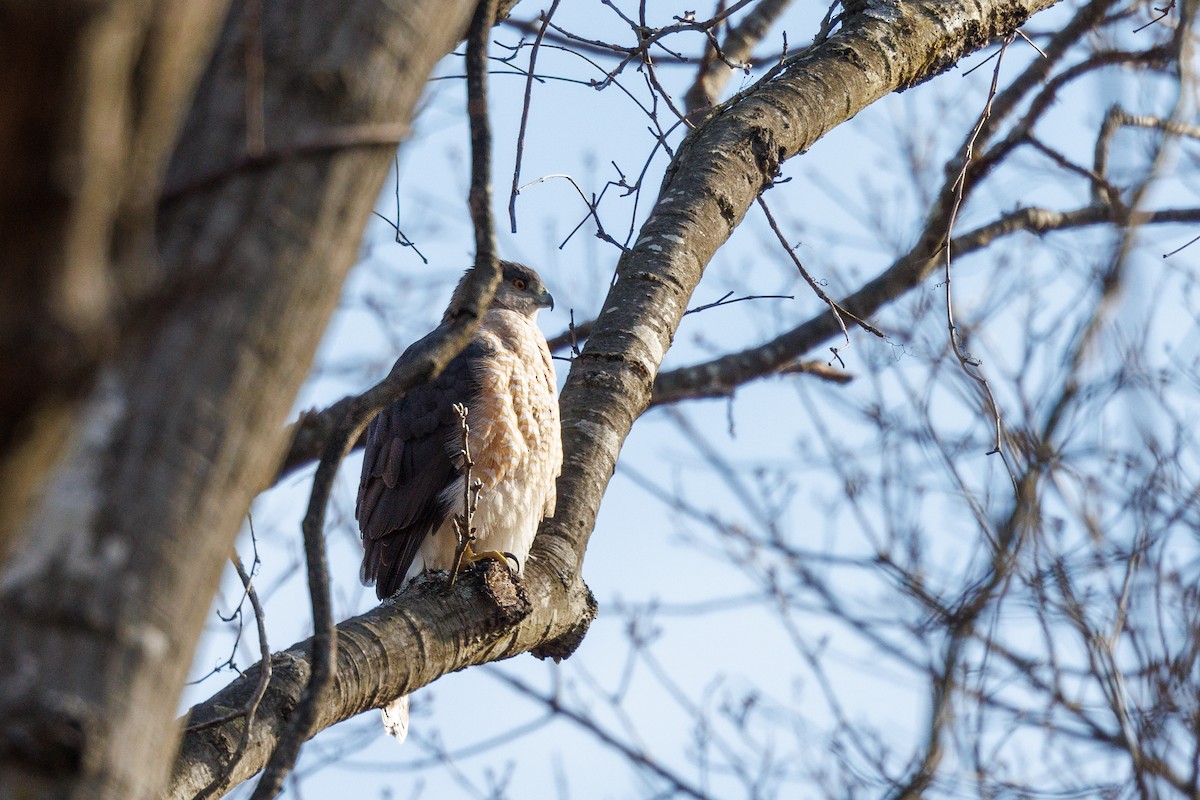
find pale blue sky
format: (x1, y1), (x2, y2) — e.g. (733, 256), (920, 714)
(183, 2), (1200, 797)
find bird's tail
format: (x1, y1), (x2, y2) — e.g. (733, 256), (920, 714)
(382, 694), (410, 744)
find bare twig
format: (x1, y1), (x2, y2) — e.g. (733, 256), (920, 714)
(518, 172), (630, 252)
(248, 1), (503, 796)
(190, 553), (271, 800)
(1164, 230), (1200, 257)
(371, 155), (429, 263)
(547, 313), (594, 354)
(1015, 28), (1048, 57)
(449, 403), (483, 584)
(508, 0), (562, 233)
(1133, 0), (1175, 32)
(757, 194), (886, 341)
(683, 290), (794, 315)
(940, 32), (1015, 479)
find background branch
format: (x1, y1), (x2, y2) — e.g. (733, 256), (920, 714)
(172, 6), (1066, 795)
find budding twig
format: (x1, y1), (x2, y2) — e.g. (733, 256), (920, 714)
(450, 403), (483, 585)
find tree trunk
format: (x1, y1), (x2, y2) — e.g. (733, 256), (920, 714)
(0, 1), (483, 798)
(0, 0), (231, 563)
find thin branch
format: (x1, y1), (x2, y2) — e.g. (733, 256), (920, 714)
(518, 172), (630, 252)
(1133, 0), (1176, 32)
(1025, 133), (1122, 201)
(249, 2), (503, 796)
(547, 315), (594, 354)
(449, 404), (483, 583)
(683, 290), (794, 316)
(757, 194), (885, 341)
(1164, 230), (1200, 257)
(371, 155), (429, 264)
(468, 0), (502, 271)
(509, 0), (562, 233)
(185, 558), (270, 732)
(190, 553), (271, 800)
(941, 32), (1015, 479)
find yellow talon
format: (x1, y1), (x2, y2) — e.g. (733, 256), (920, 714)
(449, 540), (520, 584)
(465, 548), (520, 572)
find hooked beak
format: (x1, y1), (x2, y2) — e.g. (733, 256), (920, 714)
(538, 290), (555, 311)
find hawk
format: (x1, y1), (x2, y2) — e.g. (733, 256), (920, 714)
(355, 261), (562, 741)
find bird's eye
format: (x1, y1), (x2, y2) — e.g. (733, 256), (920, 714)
(513, 278), (527, 291)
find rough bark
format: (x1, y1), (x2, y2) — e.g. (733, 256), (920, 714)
(169, 0), (1059, 794)
(546, 0), (1055, 569)
(653, 0), (1143, 406)
(169, 560), (596, 799)
(0, 2), (485, 799)
(0, 0), (232, 564)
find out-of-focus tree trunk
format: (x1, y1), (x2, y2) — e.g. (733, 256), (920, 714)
(0, 0), (231, 562)
(0, 1), (485, 798)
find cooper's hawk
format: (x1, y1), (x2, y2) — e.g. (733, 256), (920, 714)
(356, 261), (562, 741)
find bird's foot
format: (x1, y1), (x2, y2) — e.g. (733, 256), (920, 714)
(449, 541), (519, 585)
(464, 547), (520, 573)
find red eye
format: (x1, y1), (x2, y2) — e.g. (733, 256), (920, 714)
(513, 278), (527, 291)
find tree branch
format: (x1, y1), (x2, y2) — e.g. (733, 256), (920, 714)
(169, 560), (596, 799)
(0, 2), (492, 798)
(651, 203), (1200, 405)
(172, 2), (1067, 794)
(250, 2), (504, 795)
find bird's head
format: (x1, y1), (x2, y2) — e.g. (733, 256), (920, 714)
(445, 260), (554, 321)
(492, 261), (554, 315)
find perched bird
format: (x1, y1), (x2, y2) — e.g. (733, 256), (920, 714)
(355, 261), (562, 741)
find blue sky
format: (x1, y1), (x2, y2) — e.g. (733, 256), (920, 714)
(182, 2), (1200, 797)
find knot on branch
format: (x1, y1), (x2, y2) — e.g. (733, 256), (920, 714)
(531, 580), (597, 662)
(748, 124), (785, 187)
(400, 558), (533, 632)
(260, 651), (308, 722)
(475, 559), (533, 629)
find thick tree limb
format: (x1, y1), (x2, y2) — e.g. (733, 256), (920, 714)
(0, 0), (231, 565)
(169, 560), (596, 800)
(0, 2), (488, 799)
(171, 2), (1062, 795)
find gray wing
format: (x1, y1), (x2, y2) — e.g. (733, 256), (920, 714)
(356, 340), (488, 599)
